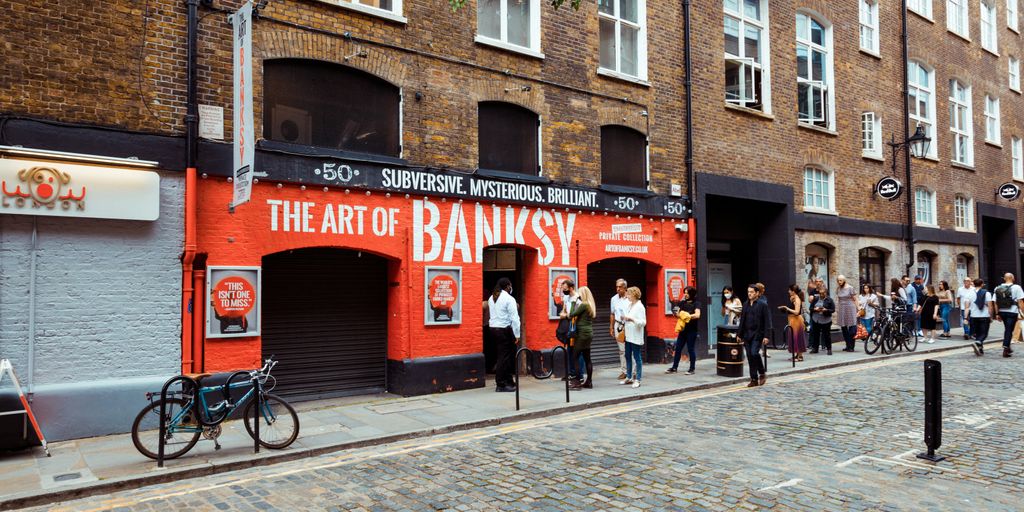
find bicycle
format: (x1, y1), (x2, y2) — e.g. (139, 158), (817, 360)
(882, 307), (918, 353)
(864, 304), (891, 355)
(131, 357), (299, 460)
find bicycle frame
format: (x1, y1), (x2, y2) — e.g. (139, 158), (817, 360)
(163, 380), (259, 435)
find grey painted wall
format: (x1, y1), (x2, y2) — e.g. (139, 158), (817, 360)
(0, 171), (183, 440)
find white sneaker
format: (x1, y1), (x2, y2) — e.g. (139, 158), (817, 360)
(619, 379), (632, 385)
(927, 338), (935, 344)
(631, 380), (641, 388)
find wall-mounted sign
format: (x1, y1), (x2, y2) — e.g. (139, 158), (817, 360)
(198, 104), (224, 141)
(664, 269), (688, 315)
(231, 1), (254, 208)
(424, 266), (462, 325)
(206, 266), (261, 338)
(875, 176), (903, 201)
(0, 158), (159, 220)
(998, 182), (1021, 201)
(548, 267), (579, 319)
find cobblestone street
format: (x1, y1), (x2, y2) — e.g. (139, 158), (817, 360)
(35, 348), (1023, 511)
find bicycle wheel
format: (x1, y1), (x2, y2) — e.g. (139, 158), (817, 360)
(905, 328), (919, 352)
(243, 393), (300, 449)
(883, 324), (900, 354)
(865, 325), (883, 355)
(131, 398), (201, 460)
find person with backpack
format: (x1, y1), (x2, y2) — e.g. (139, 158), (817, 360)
(994, 273), (1024, 358)
(968, 278), (996, 356)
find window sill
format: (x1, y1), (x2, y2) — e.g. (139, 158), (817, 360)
(319, 1), (408, 24)
(913, 154), (940, 162)
(803, 207), (838, 216)
(951, 161), (976, 171)
(954, 227), (977, 233)
(948, 29), (971, 43)
(724, 103), (774, 120)
(985, 140), (1003, 148)
(862, 153), (884, 162)
(596, 68), (650, 87)
(474, 167), (548, 183)
(257, 139), (407, 166)
(908, 9), (934, 23)
(1011, 26), (1021, 35)
(1014, 177), (1024, 183)
(915, 222), (940, 229)
(1012, 87), (1022, 95)
(983, 46), (1000, 58)
(797, 123), (838, 136)
(599, 183), (654, 196)
(474, 36), (544, 60)
(859, 48), (882, 60)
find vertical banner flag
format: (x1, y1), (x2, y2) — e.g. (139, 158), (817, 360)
(231, 2), (254, 208)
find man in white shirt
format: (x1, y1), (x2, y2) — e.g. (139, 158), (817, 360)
(488, 278), (521, 392)
(956, 277), (975, 340)
(609, 279), (631, 380)
(967, 278), (995, 356)
(994, 273), (1024, 358)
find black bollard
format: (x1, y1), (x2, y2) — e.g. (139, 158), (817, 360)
(916, 359), (945, 462)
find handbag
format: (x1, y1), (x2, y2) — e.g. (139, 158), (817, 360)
(857, 308), (866, 318)
(854, 323), (869, 340)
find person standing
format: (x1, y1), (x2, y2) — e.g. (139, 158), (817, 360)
(808, 282), (835, 355)
(994, 273), (1024, 358)
(857, 284), (879, 334)
(968, 278), (995, 356)
(937, 281), (953, 339)
(488, 278), (521, 392)
(721, 286), (743, 325)
(956, 277), (975, 340)
(912, 275), (926, 336)
(778, 285), (807, 362)
(920, 285), (939, 344)
(835, 275), (858, 352)
(737, 284), (770, 386)
(620, 287), (646, 388)
(560, 279), (585, 382)
(609, 279), (630, 380)
(667, 286), (701, 375)
(564, 286), (596, 390)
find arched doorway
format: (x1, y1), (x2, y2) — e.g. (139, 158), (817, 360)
(586, 258), (648, 366)
(261, 248), (389, 400)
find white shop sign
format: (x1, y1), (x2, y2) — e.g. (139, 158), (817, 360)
(0, 158), (160, 221)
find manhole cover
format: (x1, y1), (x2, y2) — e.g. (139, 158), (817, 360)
(53, 472), (82, 482)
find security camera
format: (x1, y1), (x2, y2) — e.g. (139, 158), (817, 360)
(674, 223), (687, 232)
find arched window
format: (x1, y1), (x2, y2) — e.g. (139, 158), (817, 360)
(263, 59), (401, 157)
(796, 11), (833, 129)
(803, 166), (835, 213)
(956, 253), (974, 283)
(916, 251), (935, 285)
(908, 60), (937, 159)
(600, 125), (648, 189)
(954, 194), (974, 231)
(478, 102), (540, 176)
(724, 0), (771, 112)
(859, 0), (879, 54)
(859, 247), (887, 293)
(914, 187), (937, 227)
(949, 79), (973, 166)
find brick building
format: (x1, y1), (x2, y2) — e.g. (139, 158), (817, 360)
(689, 0), (1023, 345)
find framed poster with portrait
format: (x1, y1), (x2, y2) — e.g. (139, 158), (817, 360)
(425, 266), (462, 325)
(548, 267), (579, 319)
(804, 244), (830, 293)
(664, 269), (688, 315)
(206, 266), (261, 339)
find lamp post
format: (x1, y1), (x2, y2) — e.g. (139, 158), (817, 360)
(887, 124), (932, 275)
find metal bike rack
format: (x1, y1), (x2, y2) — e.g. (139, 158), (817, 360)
(156, 375), (198, 468)
(514, 345), (570, 411)
(782, 325), (795, 368)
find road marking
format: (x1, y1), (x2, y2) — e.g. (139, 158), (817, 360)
(758, 478), (803, 492)
(64, 350), (970, 511)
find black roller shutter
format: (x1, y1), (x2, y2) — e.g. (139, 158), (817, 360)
(261, 248), (388, 401)
(585, 259), (647, 366)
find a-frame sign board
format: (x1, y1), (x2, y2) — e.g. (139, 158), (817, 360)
(0, 359), (49, 456)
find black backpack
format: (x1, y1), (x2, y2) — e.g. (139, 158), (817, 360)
(555, 317), (572, 344)
(995, 285), (1016, 309)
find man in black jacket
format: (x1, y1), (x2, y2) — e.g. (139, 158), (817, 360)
(737, 284), (770, 387)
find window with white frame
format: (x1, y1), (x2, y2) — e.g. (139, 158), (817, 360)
(724, 0), (770, 112)
(981, 0), (998, 53)
(599, 0), (647, 80)
(1011, 57), (1021, 91)
(803, 166), (835, 213)
(797, 12), (833, 129)
(915, 187), (937, 226)
(985, 95), (1001, 143)
(477, 0), (541, 55)
(949, 80), (973, 165)
(1009, 0), (1019, 30)
(947, 0), (970, 36)
(1013, 136), (1023, 179)
(909, 0), (933, 17)
(954, 195), (974, 230)
(862, 112), (882, 158)
(328, 0), (404, 21)
(860, 0), (879, 54)
(908, 61), (937, 158)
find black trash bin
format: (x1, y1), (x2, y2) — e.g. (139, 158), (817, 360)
(716, 325), (744, 378)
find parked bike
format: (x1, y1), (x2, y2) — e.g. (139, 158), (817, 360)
(863, 305), (917, 355)
(131, 358), (299, 460)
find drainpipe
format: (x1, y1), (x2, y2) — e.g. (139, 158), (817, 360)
(901, 0), (914, 275)
(682, 0), (696, 286)
(192, 254), (208, 372)
(27, 218), (37, 397)
(180, 0), (201, 374)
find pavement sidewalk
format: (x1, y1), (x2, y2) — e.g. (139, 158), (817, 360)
(0, 326), (1001, 510)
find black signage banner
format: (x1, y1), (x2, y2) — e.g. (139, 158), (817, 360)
(998, 182), (1021, 201)
(875, 176), (903, 201)
(250, 151), (689, 219)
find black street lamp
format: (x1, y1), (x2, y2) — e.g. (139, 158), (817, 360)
(887, 124), (932, 275)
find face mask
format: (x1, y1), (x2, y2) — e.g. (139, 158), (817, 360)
(562, 290), (571, 296)
(724, 293), (732, 299)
